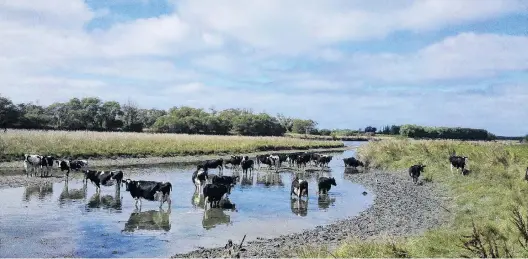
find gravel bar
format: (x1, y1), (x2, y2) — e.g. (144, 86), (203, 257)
(172, 170), (452, 258)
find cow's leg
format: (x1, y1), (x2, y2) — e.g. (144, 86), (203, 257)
(450, 164), (453, 173)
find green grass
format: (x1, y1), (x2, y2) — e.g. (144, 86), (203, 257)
(299, 139), (528, 258)
(0, 129), (344, 161)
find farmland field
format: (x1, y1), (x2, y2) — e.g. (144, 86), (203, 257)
(0, 129), (345, 162)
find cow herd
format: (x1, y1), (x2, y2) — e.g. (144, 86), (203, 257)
(22, 151), (364, 211)
(407, 152), (471, 184)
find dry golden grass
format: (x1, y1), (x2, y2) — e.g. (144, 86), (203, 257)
(0, 129), (344, 161)
(299, 138), (528, 258)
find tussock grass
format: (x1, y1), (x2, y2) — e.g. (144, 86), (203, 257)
(0, 129), (344, 161)
(300, 139), (528, 258)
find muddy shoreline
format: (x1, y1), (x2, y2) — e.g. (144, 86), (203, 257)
(171, 170), (452, 258)
(0, 146), (351, 189)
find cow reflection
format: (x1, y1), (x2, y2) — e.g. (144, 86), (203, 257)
(256, 172), (284, 187)
(86, 184), (122, 210)
(23, 182), (53, 202)
(202, 208), (232, 230)
(123, 208), (171, 232)
(191, 190), (205, 209)
(59, 178), (87, 205)
(317, 195), (336, 210)
(240, 172), (254, 186)
(290, 197), (308, 217)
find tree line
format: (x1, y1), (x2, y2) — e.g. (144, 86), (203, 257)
(0, 96), (319, 136)
(0, 95), (505, 140)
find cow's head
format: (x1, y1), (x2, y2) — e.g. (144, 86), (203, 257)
(329, 177), (337, 186)
(124, 178), (134, 191)
(418, 164), (426, 172)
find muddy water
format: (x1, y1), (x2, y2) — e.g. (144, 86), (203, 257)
(0, 141), (373, 258)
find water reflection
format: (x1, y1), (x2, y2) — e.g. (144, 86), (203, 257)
(86, 185), (122, 210)
(23, 182), (53, 202)
(290, 197), (308, 217)
(202, 208), (231, 230)
(191, 190), (205, 209)
(317, 195), (336, 210)
(256, 172), (284, 187)
(240, 172), (254, 186)
(123, 208), (171, 232)
(59, 178), (87, 206)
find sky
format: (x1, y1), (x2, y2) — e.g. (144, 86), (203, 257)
(0, 0), (527, 136)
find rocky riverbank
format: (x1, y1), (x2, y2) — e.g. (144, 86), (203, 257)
(172, 170), (452, 258)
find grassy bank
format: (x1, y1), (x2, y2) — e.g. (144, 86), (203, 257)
(284, 132), (395, 141)
(300, 139), (528, 258)
(0, 129), (344, 162)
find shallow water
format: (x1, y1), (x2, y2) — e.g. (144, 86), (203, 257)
(0, 141), (373, 257)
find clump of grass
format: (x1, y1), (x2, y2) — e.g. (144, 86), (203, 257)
(310, 139), (528, 258)
(0, 129), (344, 161)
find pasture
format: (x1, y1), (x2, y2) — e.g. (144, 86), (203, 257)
(0, 129), (344, 162)
(300, 139), (528, 258)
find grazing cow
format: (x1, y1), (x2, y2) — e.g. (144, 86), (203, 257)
(203, 183), (230, 209)
(40, 156), (56, 177)
(449, 154), (468, 174)
(124, 179), (172, 209)
(192, 166), (209, 192)
(343, 157), (364, 168)
(241, 159), (254, 174)
(291, 177), (309, 199)
(256, 154), (272, 169)
(84, 170), (120, 192)
(525, 167), (528, 181)
(317, 177), (337, 195)
(409, 164), (426, 184)
(224, 156), (243, 170)
(211, 175), (239, 194)
(295, 153), (311, 169)
(316, 155), (333, 168)
(24, 154), (43, 177)
(201, 158), (224, 174)
(56, 159), (89, 176)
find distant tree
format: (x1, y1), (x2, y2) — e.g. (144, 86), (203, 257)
(0, 96), (20, 130)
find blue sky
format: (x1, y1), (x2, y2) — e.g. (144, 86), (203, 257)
(0, 0), (527, 136)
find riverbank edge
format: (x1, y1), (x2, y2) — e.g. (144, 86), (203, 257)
(171, 169), (453, 258)
(0, 146), (352, 188)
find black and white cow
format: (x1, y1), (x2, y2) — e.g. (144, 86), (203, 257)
(268, 155), (281, 170)
(409, 164), (426, 184)
(449, 154), (468, 174)
(83, 170), (121, 192)
(317, 177), (337, 195)
(40, 155), (56, 177)
(211, 175), (239, 194)
(316, 155), (333, 168)
(295, 153), (311, 169)
(343, 157), (364, 168)
(24, 154), (43, 177)
(111, 170), (124, 186)
(291, 177), (309, 199)
(256, 154), (272, 169)
(270, 153), (287, 167)
(56, 159), (89, 176)
(286, 153), (301, 167)
(203, 183), (230, 209)
(192, 166), (209, 192)
(241, 159), (254, 174)
(201, 158), (224, 173)
(224, 156), (243, 170)
(124, 179), (172, 209)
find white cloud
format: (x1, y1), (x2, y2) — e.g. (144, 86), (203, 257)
(175, 0), (524, 53)
(1, 0), (527, 135)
